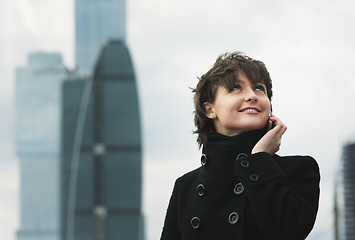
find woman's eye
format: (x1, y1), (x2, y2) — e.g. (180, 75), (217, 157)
(233, 85), (242, 91)
(255, 85), (265, 92)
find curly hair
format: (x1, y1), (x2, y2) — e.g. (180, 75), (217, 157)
(192, 52), (273, 148)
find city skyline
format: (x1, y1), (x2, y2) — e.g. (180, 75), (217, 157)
(13, 0), (141, 239)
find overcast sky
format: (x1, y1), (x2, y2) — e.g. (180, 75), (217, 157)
(2, 0), (355, 239)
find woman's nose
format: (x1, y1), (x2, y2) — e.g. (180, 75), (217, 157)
(244, 89), (257, 102)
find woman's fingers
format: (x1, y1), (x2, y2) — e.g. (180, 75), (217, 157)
(251, 115), (287, 155)
(269, 115), (287, 135)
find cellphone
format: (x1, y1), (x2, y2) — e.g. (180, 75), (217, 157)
(268, 119), (276, 131)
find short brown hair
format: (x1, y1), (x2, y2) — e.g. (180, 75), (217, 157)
(192, 52), (273, 148)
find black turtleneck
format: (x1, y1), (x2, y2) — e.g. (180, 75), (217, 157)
(202, 127), (268, 177)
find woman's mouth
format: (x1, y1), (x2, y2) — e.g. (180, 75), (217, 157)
(239, 107), (261, 113)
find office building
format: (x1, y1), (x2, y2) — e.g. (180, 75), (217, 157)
(75, 0), (126, 74)
(61, 40), (144, 240)
(15, 52), (67, 240)
(334, 142), (355, 240)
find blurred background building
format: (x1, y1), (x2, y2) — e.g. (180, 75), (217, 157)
(15, 0), (144, 239)
(75, 0), (126, 75)
(334, 142), (355, 240)
(61, 40), (144, 240)
(15, 52), (67, 240)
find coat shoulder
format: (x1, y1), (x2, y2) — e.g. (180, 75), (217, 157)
(274, 154), (320, 178)
(175, 167), (200, 188)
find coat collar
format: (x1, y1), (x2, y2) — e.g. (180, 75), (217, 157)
(200, 126), (267, 177)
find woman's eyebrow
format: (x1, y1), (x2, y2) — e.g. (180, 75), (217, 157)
(235, 79), (244, 84)
(256, 82), (266, 86)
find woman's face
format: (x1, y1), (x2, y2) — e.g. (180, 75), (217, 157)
(205, 72), (270, 136)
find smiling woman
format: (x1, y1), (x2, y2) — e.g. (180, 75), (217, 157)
(204, 72), (271, 136)
(160, 52), (320, 240)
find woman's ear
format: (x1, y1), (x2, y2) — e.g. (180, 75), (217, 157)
(203, 102), (217, 119)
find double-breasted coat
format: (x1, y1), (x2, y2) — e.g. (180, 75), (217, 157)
(160, 129), (320, 240)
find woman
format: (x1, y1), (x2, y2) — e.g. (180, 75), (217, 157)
(160, 52), (320, 240)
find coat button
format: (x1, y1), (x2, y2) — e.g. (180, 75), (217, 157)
(240, 160), (250, 168)
(201, 154), (207, 166)
(250, 174), (259, 182)
(236, 153), (248, 161)
(196, 184), (206, 197)
(233, 183), (244, 195)
(228, 212), (239, 224)
(191, 217), (201, 229)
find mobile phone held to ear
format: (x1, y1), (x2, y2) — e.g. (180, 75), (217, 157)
(267, 111), (275, 131)
(268, 119), (276, 131)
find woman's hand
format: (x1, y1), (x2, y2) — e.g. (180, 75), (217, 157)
(251, 114), (287, 155)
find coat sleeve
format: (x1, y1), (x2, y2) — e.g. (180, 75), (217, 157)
(160, 180), (181, 240)
(234, 152), (320, 240)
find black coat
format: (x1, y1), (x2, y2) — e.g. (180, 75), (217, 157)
(160, 129), (320, 240)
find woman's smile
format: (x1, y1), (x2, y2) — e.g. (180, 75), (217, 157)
(239, 107), (261, 113)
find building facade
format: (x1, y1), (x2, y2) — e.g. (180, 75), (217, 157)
(334, 142), (355, 240)
(75, 0), (126, 74)
(15, 52), (67, 240)
(61, 40), (144, 240)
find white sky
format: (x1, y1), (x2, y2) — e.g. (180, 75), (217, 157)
(2, 0), (355, 239)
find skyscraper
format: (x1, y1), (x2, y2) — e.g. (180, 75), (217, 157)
(15, 52), (67, 240)
(75, 0), (126, 74)
(61, 40), (144, 240)
(335, 142), (355, 240)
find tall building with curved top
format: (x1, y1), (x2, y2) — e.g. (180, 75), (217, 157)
(61, 40), (144, 240)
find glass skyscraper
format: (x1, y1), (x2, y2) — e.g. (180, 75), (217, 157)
(75, 0), (126, 74)
(334, 142), (355, 240)
(61, 40), (144, 240)
(15, 53), (67, 240)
